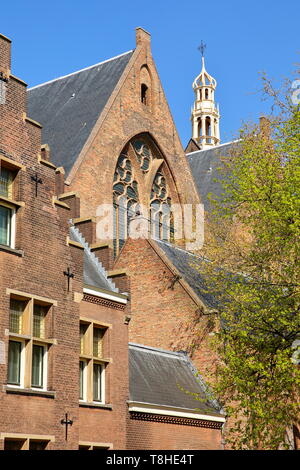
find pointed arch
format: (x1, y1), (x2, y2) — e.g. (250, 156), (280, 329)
(112, 132), (180, 256)
(113, 154), (139, 256)
(150, 170), (174, 242)
(140, 65), (152, 109)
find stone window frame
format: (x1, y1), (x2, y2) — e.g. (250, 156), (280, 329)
(79, 317), (111, 405)
(79, 441), (113, 450)
(1, 433), (55, 450)
(0, 155), (25, 249)
(6, 288), (57, 393)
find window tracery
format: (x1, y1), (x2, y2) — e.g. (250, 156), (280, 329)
(112, 137), (175, 256)
(132, 140), (152, 173)
(113, 154), (139, 256)
(150, 171), (173, 241)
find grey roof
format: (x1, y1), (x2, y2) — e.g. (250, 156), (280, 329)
(129, 343), (222, 415)
(69, 225), (119, 293)
(27, 51), (134, 176)
(154, 239), (216, 309)
(187, 141), (239, 211)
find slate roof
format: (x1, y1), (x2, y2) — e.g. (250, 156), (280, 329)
(129, 343), (222, 415)
(27, 51), (134, 176)
(69, 225), (119, 293)
(154, 239), (217, 309)
(187, 141), (239, 211)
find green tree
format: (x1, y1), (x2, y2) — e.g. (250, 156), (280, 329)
(199, 77), (300, 449)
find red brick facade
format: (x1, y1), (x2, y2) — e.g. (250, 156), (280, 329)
(0, 32), (129, 450)
(66, 28), (200, 224)
(0, 29), (223, 451)
(128, 415), (222, 450)
(114, 237), (218, 377)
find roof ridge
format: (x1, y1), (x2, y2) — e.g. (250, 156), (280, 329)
(186, 138), (241, 156)
(129, 342), (190, 359)
(28, 50), (134, 91)
(155, 239), (207, 262)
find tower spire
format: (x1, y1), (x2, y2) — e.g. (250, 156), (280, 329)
(191, 42), (220, 149)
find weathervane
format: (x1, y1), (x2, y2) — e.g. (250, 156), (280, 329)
(198, 40), (206, 57)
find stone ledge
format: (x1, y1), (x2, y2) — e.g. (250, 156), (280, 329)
(5, 386), (56, 399)
(0, 244), (24, 257)
(79, 402), (113, 410)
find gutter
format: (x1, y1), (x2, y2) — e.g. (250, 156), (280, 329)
(128, 401), (225, 423)
(83, 285), (128, 305)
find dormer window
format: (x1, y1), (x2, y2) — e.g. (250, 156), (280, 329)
(141, 83), (149, 106)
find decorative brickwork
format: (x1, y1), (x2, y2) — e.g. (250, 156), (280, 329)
(83, 293), (126, 310)
(130, 412), (223, 430)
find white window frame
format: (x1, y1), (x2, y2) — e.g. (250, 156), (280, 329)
(31, 342), (48, 391)
(7, 339), (25, 389)
(93, 362), (105, 404)
(0, 202), (16, 248)
(79, 359), (88, 402)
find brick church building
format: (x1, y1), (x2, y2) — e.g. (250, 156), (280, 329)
(0, 28), (227, 450)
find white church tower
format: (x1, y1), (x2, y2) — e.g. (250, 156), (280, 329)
(191, 42), (220, 149)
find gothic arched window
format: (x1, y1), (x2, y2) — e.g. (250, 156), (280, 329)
(113, 154), (139, 256)
(150, 171), (174, 241)
(112, 135), (176, 257)
(140, 65), (151, 109)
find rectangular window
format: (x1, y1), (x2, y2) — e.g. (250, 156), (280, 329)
(31, 344), (45, 388)
(29, 440), (49, 450)
(80, 323), (88, 355)
(7, 340), (22, 386)
(4, 439), (26, 450)
(93, 327), (104, 358)
(4, 437), (51, 450)
(0, 167), (13, 198)
(7, 292), (55, 392)
(9, 299), (25, 334)
(79, 319), (108, 403)
(79, 360), (86, 400)
(33, 304), (46, 338)
(93, 363), (103, 402)
(0, 205), (11, 246)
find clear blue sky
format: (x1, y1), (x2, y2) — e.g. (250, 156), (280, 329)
(1, 0), (299, 147)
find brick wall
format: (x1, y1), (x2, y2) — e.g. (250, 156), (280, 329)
(127, 416), (222, 450)
(78, 298), (129, 449)
(66, 28), (200, 232)
(114, 237), (218, 379)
